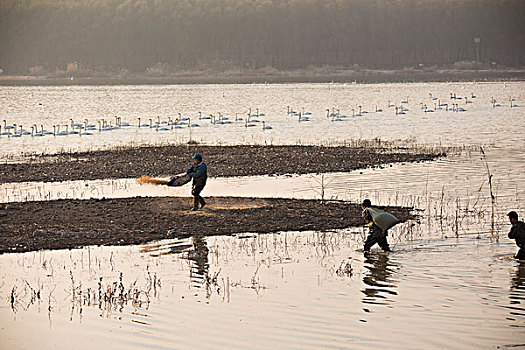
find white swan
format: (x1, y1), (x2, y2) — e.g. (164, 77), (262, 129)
(138, 118), (150, 128)
(56, 125), (69, 136)
(298, 112), (309, 122)
(118, 117), (130, 127)
(70, 119), (83, 129)
(3, 120), (15, 130)
(200, 112), (211, 120)
(0, 125), (9, 136)
(78, 120), (93, 134)
(20, 125), (31, 135)
(188, 118), (199, 127)
(40, 124), (53, 135)
(9, 125), (21, 138)
(85, 119), (96, 128)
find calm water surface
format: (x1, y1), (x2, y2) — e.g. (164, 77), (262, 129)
(0, 82), (524, 349)
(0, 82), (523, 156)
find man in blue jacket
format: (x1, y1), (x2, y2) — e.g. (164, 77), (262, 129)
(186, 153), (207, 211)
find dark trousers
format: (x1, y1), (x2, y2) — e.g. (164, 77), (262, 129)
(364, 226), (391, 252)
(516, 247), (525, 260)
(192, 183), (206, 209)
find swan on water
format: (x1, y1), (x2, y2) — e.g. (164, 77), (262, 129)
(56, 125), (69, 136)
(3, 120), (15, 130)
(244, 119), (256, 127)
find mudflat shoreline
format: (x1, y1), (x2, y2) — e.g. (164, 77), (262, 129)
(0, 144), (439, 254)
(0, 196), (414, 254)
(0, 144), (444, 184)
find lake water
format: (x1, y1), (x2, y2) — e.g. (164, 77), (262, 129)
(0, 82), (524, 349)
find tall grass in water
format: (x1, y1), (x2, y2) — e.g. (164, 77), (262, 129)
(480, 147), (497, 240)
(310, 174), (335, 202)
(67, 271), (160, 317)
(9, 280), (43, 313)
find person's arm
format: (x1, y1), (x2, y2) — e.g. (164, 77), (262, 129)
(509, 225), (516, 239)
(363, 209), (373, 225)
(185, 163), (195, 175)
(192, 163), (207, 178)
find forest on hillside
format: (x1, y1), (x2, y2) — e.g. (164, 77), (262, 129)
(1, 0), (524, 75)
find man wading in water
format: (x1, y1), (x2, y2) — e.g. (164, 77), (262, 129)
(186, 153), (207, 211)
(508, 211), (525, 260)
(362, 199), (392, 253)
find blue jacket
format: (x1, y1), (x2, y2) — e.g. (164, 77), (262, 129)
(186, 162), (207, 187)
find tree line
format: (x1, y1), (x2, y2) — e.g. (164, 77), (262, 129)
(1, 0), (524, 74)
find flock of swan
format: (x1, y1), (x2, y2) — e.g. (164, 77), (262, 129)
(0, 108), (271, 139)
(321, 93), (518, 122)
(0, 93), (518, 139)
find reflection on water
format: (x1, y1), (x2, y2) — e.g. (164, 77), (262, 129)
(361, 252), (399, 308)
(1, 230), (525, 349)
(511, 263), (525, 292)
(139, 235), (215, 299)
(510, 263), (525, 321)
(188, 235), (216, 300)
(140, 237), (194, 256)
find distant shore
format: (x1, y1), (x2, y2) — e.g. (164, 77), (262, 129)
(1, 69), (524, 86)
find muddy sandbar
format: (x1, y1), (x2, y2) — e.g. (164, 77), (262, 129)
(0, 196), (414, 254)
(0, 144), (443, 183)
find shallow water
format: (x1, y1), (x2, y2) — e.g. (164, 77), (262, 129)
(0, 82), (524, 158)
(1, 231), (523, 349)
(1, 82), (525, 348)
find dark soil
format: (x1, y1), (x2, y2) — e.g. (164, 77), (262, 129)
(0, 144), (443, 183)
(0, 196), (414, 254)
(0, 144), (436, 254)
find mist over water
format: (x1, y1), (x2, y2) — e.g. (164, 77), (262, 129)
(2, 0), (524, 73)
(1, 81), (524, 349)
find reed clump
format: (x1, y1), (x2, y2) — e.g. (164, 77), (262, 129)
(9, 280), (43, 313)
(68, 272), (161, 316)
